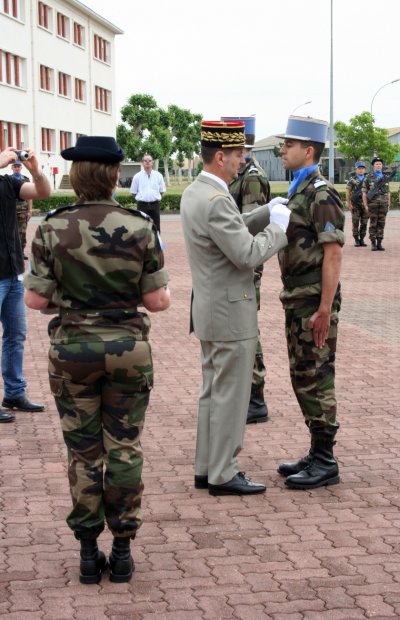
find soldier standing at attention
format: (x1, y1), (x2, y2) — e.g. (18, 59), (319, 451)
(345, 162), (368, 247)
(9, 160), (33, 259)
(275, 116), (345, 490)
(181, 120), (290, 496)
(224, 116), (271, 424)
(362, 157), (390, 251)
(24, 136), (170, 584)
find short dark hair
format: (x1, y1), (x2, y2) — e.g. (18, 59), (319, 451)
(302, 141), (325, 163)
(201, 146), (237, 164)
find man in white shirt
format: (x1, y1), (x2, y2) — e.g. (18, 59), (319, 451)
(130, 154), (166, 232)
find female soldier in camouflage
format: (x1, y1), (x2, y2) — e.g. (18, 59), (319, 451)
(24, 136), (170, 584)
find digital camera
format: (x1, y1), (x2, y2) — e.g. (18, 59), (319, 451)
(14, 149), (29, 160)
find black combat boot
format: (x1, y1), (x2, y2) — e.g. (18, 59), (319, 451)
(371, 239), (377, 251)
(109, 536), (135, 583)
(246, 386), (268, 424)
(277, 434), (315, 477)
(359, 238), (367, 247)
(79, 538), (107, 584)
(377, 239), (385, 251)
(285, 435), (340, 490)
(354, 237), (361, 247)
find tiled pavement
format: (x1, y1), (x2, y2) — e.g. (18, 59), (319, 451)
(0, 211), (399, 620)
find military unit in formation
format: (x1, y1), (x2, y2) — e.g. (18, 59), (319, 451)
(346, 156), (392, 251)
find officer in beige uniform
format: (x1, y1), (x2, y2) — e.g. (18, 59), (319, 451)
(181, 120), (290, 496)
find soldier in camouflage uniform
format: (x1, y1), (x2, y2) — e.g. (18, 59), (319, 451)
(24, 136), (170, 584)
(227, 116), (271, 424)
(10, 161), (32, 258)
(345, 162), (368, 246)
(275, 116), (345, 490)
(362, 157), (390, 251)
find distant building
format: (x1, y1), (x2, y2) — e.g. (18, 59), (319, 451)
(1, 0), (122, 187)
(388, 127), (400, 145)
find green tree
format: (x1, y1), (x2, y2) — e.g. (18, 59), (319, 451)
(168, 105), (202, 184)
(117, 94), (202, 185)
(334, 111), (399, 164)
(117, 94), (173, 183)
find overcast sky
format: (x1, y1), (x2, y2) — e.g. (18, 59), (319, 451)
(83, 0), (400, 140)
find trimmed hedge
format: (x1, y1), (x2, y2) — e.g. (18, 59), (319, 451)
(32, 192), (182, 213)
(32, 190), (399, 213)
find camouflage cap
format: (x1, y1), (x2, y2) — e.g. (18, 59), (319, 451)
(201, 121), (245, 149)
(276, 115), (328, 144)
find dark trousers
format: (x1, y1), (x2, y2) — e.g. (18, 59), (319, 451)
(136, 201), (161, 232)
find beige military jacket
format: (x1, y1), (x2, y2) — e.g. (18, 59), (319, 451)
(180, 173), (287, 342)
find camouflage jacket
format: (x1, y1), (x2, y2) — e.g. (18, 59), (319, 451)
(24, 199), (169, 343)
(346, 173), (365, 206)
(362, 171), (390, 202)
(229, 158), (270, 213)
(279, 168), (345, 309)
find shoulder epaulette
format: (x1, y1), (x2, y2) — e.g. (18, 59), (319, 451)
(248, 165), (259, 174)
(209, 192), (228, 201)
(313, 178), (327, 189)
(132, 207), (151, 220)
(46, 203), (152, 221)
(45, 204), (76, 219)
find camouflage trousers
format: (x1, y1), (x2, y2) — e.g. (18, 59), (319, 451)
(48, 338), (153, 540)
(284, 304), (340, 437)
(252, 274), (266, 393)
(16, 207), (29, 252)
(368, 200), (388, 241)
(351, 204), (369, 240)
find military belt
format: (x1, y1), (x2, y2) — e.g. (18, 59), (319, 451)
(281, 269), (322, 290)
(59, 307), (138, 316)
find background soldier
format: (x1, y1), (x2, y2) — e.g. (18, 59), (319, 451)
(224, 116), (271, 424)
(276, 116), (345, 490)
(345, 162), (368, 247)
(362, 157), (390, 251)
(10, 160), (33, 259)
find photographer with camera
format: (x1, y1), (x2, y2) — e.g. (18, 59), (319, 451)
(0, 146), (51, 421)
(10, 159), (33, 259)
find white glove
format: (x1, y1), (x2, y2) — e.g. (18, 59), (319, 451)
(270, 203), (291, 232)
(267, 196), (289, 208)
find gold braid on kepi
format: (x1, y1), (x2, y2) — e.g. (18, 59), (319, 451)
(201, 120), (245, 149)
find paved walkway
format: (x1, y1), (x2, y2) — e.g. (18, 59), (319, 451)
(1, 212), (400, 619)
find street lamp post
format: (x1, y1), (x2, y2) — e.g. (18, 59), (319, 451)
(328, 0), (335, 184)
(370, 79), (400, 118)
(290, 100), (312, 116)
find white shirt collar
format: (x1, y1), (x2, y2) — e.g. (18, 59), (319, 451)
(201, 171), (228, 192)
